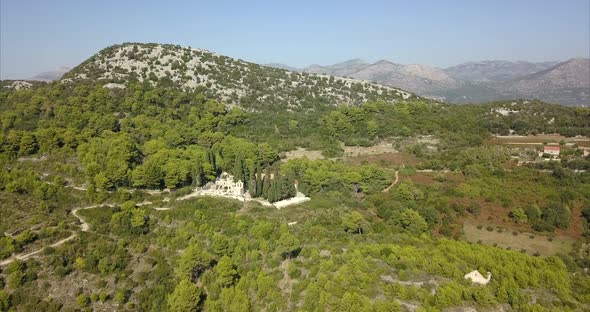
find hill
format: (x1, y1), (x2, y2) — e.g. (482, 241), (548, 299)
(62, 43), (415, 110)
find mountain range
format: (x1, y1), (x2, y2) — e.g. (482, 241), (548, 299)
(21, 44), (590, 107)
(264, 58), (590, 106)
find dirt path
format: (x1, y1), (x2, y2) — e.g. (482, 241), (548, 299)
(0, 234), (77, 266)
(382, 171), (399, 193)
(1, 203), (115, 266)
(1, 200), (159, 266)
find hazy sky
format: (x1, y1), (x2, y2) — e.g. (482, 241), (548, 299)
(1, 0), (589, 79)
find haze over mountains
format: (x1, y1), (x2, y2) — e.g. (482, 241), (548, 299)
(28, 66), (71, 81)
(264, 58), (590, 106)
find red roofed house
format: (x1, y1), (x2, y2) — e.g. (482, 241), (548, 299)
(543, 145), (560, 157)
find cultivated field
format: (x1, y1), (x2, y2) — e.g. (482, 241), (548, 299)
(463, 222), (576, 256)
(490, 134), (590, 147)
(283, 141), (401, 162)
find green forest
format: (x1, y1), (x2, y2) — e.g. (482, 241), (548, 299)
(0, 43), (589, 312)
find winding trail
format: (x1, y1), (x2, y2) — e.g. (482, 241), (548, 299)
(0, 203), (127, 266)
(382, 171), (399, 193)
(0, 234), (78, 266)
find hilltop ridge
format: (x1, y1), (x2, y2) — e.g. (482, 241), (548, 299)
(62, 43), (416, 110)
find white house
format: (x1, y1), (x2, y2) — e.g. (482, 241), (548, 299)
(212, 172), (244, 196)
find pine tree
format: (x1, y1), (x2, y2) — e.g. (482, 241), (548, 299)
(215, 256), (238, 288)
(167, 279), (202, 312)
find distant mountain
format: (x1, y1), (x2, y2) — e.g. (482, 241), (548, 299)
(62, 43), (416, 109)
(282, 57), (588, 106)
(505, 58), (590, 106)
(351, 61), (464, 95)
(261, 63), (299, 72)
(303, 59), (370, 77)
(302, 59), (464, 98)
(444, 61), (558, 82)
(29, 66), (71, 81)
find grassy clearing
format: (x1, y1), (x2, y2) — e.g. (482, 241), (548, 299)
(462, 222), (575, 256)
(342, 142), (398, 157)
(344, 152), (419, 168)
(282, 148), (325, 161)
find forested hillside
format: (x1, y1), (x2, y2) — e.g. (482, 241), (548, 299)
(0, 43), (589, 311)
(62, 43), (414, 110)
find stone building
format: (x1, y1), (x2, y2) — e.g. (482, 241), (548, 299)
(212, 172), (244, 196)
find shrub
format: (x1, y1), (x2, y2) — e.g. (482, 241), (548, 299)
(114, 289), (128, 304)
(468, 203), (482, 215)
(76, 294), (89, 307)
(287, 262), (301, 279)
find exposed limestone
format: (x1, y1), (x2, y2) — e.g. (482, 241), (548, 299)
(464, 270), (492, 285)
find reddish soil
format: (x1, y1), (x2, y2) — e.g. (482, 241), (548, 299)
(452, 197), (585, 239)
(406, 172), (465, 188)
(344, 152), (420, 167)
(555, 204), (585, 239)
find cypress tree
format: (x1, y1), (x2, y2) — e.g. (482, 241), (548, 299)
(274, 178), (281, 202)
(268, 179), (278, 203)
(262, 167), (271, 199)
(193, 163), (203, 186)
(206, 149), (217, 174)
(255, 165), (263, 197)
(288, 178), (297, 197)
(233, 156), (245, 182)
(248, 178), (256, 197)
(280, 176), (290, 200)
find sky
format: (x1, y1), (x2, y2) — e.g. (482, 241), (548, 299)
(1, 0), (589, 79)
